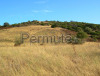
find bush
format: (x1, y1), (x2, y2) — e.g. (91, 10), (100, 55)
(67, 37), (84, 44)
(51, 23), (58, 28)
(0, 25), (2, 28)
(93, 37), (98, 42)
(85, 27), (92, 34)
(76, 27), (83, 32)
(41, 22), (45, 26)
(61, 25), (67, 28)
(91, 35), (99, 41)
(3, 22), (10, 27)
(67, 25), (72, 29)
(14, 37), (22, 46)
(77, 31), (88, 39)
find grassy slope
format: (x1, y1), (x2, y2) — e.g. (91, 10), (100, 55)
(0, 25), (100, 76)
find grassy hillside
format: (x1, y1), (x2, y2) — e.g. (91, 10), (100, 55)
(0, 25), (76, 46)
(1, 20), (100, 42)
(0, 25), (100, 76)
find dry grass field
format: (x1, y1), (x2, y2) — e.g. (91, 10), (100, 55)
(0, 25), (100, 76)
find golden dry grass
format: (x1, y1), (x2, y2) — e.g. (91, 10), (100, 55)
(0, 25), (100, 76)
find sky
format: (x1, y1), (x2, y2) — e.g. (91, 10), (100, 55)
(0, 0), (100, 25)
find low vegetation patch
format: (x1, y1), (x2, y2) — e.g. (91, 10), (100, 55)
(14, 37), (22, 46)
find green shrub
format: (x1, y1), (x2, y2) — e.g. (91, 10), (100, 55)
(76, 27), (83, 32)
(61, 25), (67, 28)
(14, 37), (22, 46)
(67, 37), (84, 44)
(77, 31), (88, 39)
(91, 35), (99, 42)
(93, 37), (98, 42)
(85, 27), (92, 34)
(67, 26), (73, 30)
(3, 22), (10, 27)
(0, 25), (2, 28)
(41, 22), (45, 26)
(51, 23), (58, 28)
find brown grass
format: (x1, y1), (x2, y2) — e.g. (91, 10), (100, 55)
(0, 25), (100, 76)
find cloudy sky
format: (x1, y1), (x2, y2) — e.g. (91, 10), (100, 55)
(0, 0), (100, 25)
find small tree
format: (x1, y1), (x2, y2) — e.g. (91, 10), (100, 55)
(76, 27), (83, 32)
(0, 25), (2, 28)
(3, 22), (10, 27)
(51, 23), (58, 28)
(77, 31), (88, 40)
(85, 27), (92, 33)
(41, 22), (45, 26)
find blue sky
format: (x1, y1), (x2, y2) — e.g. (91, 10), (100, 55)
(0, 0), (100, 25)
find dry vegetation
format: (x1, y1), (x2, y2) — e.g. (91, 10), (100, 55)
(0, 25), (100, 76)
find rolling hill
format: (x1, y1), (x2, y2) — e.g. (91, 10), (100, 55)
(0, 25), (100, 76)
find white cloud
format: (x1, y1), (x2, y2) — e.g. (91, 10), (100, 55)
(43, 10), (54, 13)
(32, 10), (54, 13)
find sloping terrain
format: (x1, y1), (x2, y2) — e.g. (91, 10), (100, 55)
(0, 25), (100, 76)
(0, 25), (76, 46)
